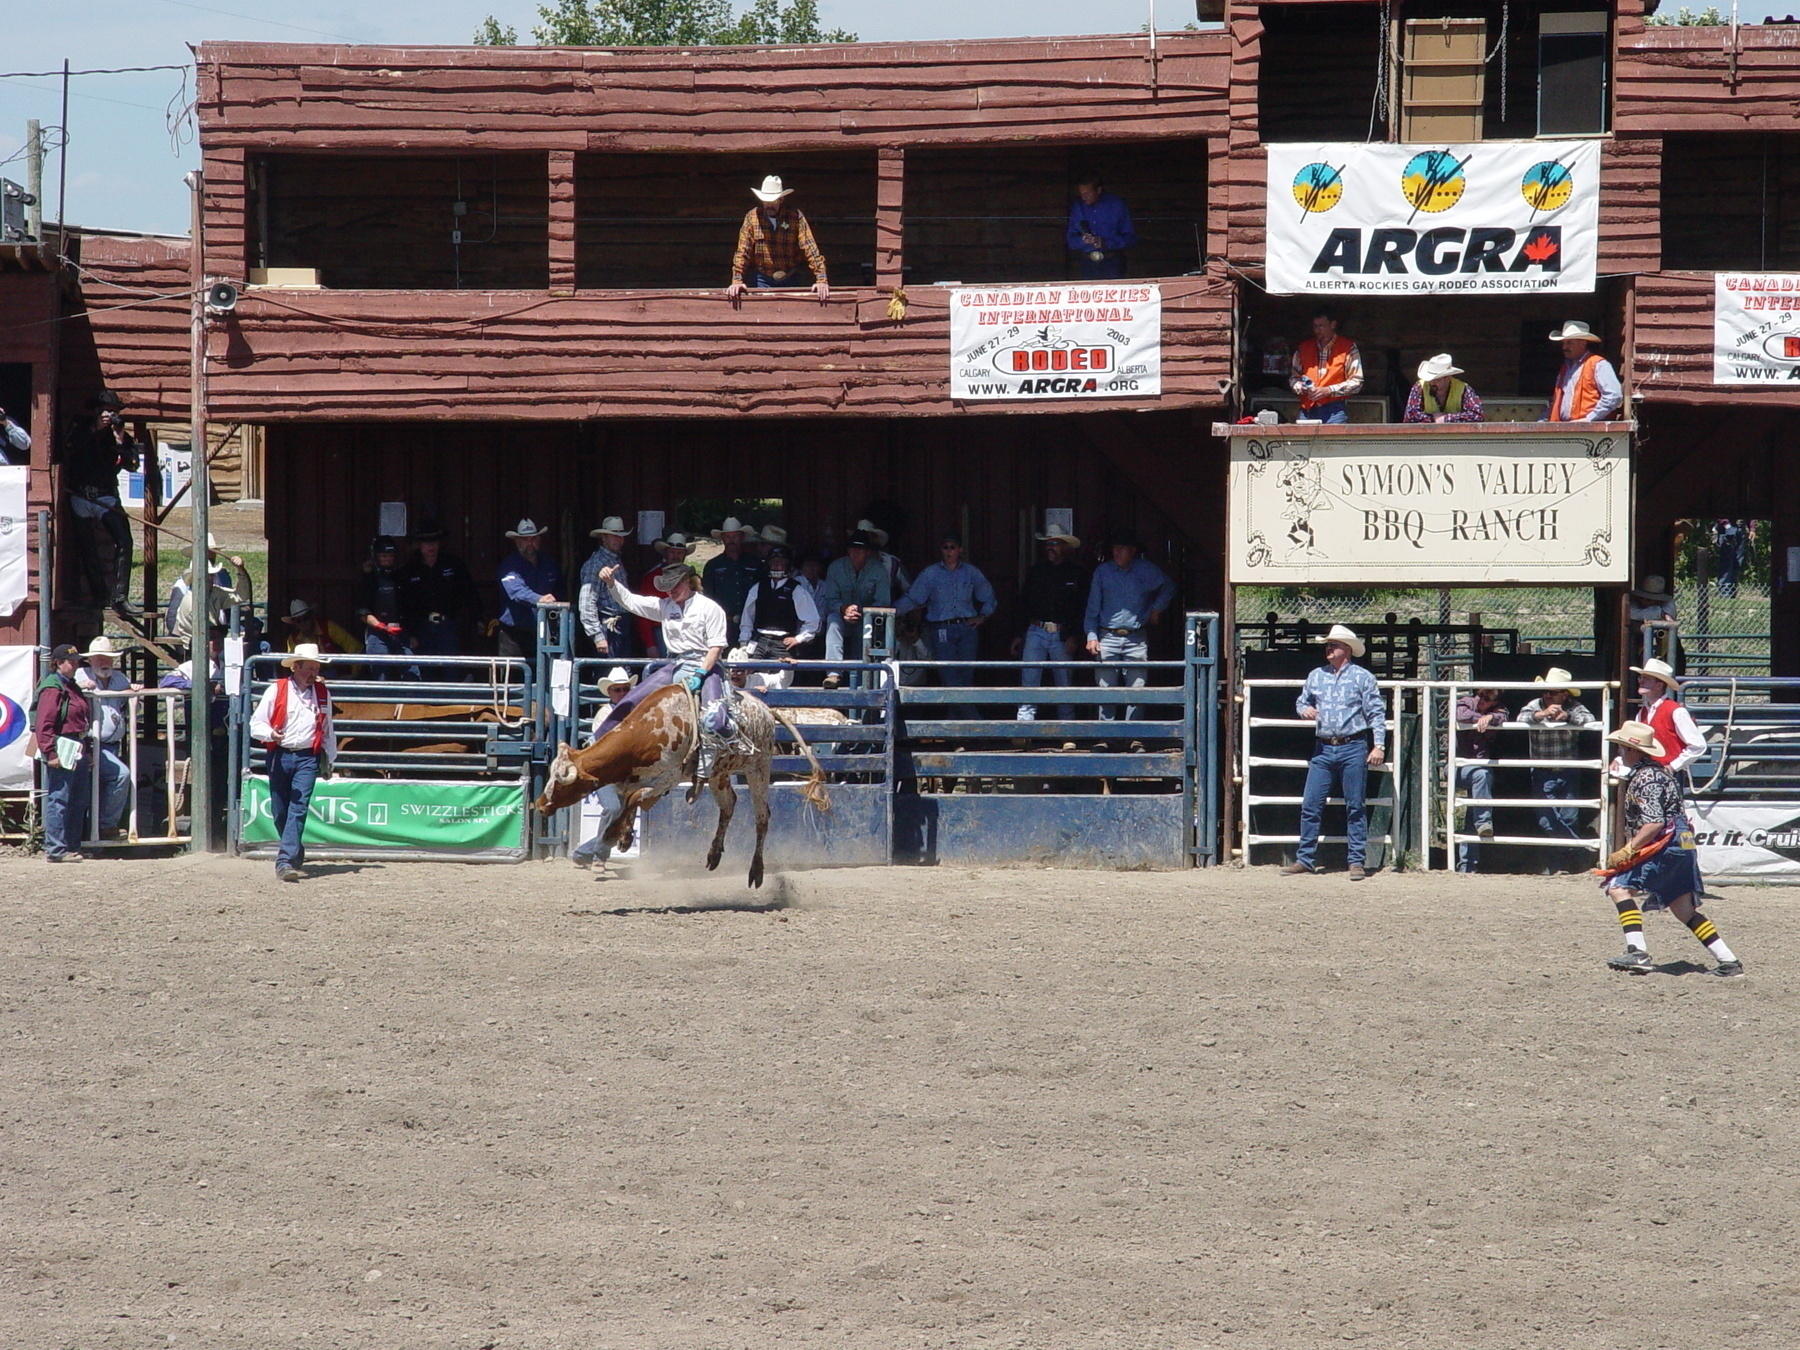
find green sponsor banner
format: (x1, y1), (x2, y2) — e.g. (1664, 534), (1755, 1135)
(241, 776), (526, 853)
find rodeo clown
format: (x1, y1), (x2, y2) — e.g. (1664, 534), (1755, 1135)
(1598, 721), (1743, 978)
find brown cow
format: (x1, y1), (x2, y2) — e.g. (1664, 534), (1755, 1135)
(535, 685), (830, 888)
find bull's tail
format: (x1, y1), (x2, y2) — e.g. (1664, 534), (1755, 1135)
(767, 703), (833, 814)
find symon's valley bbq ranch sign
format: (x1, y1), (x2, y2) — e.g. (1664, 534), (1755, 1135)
(1226, 427), (1629, 585)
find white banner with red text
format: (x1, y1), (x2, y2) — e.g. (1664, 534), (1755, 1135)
(1265, 140), (1601, 295)
(0, 645), (36, 790)
(1713, 273), (1800, 384)
(949, 284), (1161, 401)
(0, 466), (26, 617)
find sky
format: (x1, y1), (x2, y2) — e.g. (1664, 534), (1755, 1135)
(0, 0), (1790, 238)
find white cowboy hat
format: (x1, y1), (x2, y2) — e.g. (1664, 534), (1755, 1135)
(1035, 530), (1082, 548)
(589, 516), (628, 539)
(85, 635), (122, 659)
(653, 532), (697, 555)
(1630, 657), (1681, 691)
(282, 598), (316, 623)
(1416, 353), (1463, 382)
(1536, 667), (1582, 696)
(506, 518), (547, 539)
(1548, 320), (1602, 343)
(602, 666), (633, 689)
(654, 562), (698, 593)
(758, 524), (789, 546)
(1606, 720), (1661, 755)
(751, 175), (794, 203)
(711, 517), (750, 540)
(739, 524), (765, 543)
(854, 518), (890, 547)
(280, 642), (330, 668)
(1321, 624), (1366, 659)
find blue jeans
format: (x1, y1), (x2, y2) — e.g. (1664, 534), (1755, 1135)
(1018, 625), (1075, 721)
(1456, 764), (1494, 873)
(825, 611), (866, 665)
(364, 628), (419, 680)
(754, 272), (809, 289)
(572, 784), (624, 864)
(93, 743), (130, 832)
(1095, 630), (1148, 721)
(929, 621), (981, 718)
(44, 759), (92, 858)
(268, 748), (321, 873)
(1297, 738), (1370, 870)
(1533, 768), (1581, 840)
(1305, 400), (1350, 424)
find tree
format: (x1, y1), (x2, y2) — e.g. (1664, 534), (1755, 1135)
(473, 0), (854, 46)
(1646, 6), (1727, 24)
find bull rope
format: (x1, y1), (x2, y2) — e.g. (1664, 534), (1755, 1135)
(765, 702), (833, 814)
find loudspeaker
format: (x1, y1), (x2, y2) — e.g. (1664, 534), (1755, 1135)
(205, 280), (239, 315)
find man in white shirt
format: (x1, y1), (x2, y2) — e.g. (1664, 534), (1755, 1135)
(739, 546), (820, 659)
(571, 667), (635, 870)
(589, 561), (729, 742)
(0, 406), (30, 464)
(74, 636), (138, 833)
(248, 643), (335, 882)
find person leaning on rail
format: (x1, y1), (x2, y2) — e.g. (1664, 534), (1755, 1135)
(1289, 308), (1364, 425)
(1282, 625), (1386, 881)
(1518, 667), (1595, 872)
(727, 175), (829, 301)
(1402, 353), (1485, 424)
(1539, 321), (1623, 422)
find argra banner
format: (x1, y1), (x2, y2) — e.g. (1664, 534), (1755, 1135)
(0, 645), (35, 791)
(1691, 800), (1800, 883)
(1226, 428), (1629, 584)
(950, 284), (1160, 400)
(1713, 273), (1800, 384)
(240, 776), (527, 856)
(1265, 141), (1601, 295)
(0, 466), (27, 616)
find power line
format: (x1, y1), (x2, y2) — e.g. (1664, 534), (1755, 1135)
(0, 65), (193, 78)
(150, 0), (361, 42)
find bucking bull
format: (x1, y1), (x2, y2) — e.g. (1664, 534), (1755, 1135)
(535, 685), (830, 888)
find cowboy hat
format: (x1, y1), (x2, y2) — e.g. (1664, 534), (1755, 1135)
(751, 174), (794, 203)
(84, 635), (122, 659)
(1416, 353), (1463, 382)
(1536, 666), (1582, 696)
(1630, 657), (1681, 691)
(1606, 720), (1661, 755)
(410, 520), (446, 542)
(1035, 529), (1082, 548)
(739, 524), (765, 543)
(505, 518), (547, 539)
(845, 531), (878, 550)
(588, 516), (629, 539)
(711, 517), (750, 540)
(652, 532), (697, 556)
(1321, 624), (1366, 659)
(1548, 320), (1602, 344)
(602, 666), (633, 689)
(188, 532), (219, 555)
(1631, 574), (1673, 603)
(280, 642), (330, 668)
(854, 518), (890, 547)
(653, 562), (698, 593)
(758, 524), (789, 546)
(281, 598), (317, 624)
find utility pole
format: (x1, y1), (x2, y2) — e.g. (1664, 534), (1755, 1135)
(25, 120), (43, 240)
(185, 170), (214, 852)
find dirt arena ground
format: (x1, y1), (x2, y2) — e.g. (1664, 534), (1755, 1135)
(5, 856), (1798, 1350)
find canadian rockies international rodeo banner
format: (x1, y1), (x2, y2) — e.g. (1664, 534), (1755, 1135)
(1264, 141), (1601, 295)
(1714, 273), (1800, 384)
(950, 284), (1161, 400)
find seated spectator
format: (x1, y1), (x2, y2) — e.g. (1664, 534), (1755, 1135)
(166, 534), (252, 639)
(1454, 687), (1510, 873)
(571, 666), (636, 871)
(280, 599), (358, 656)
(1519, 667), (1595, 870)
(1403, 354), (1484, 423)
(818, 531), (892, 682)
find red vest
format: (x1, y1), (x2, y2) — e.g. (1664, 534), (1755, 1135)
(1549, 352), (1603, 422)
(265, 676), (331, 754)
(1645, 696), (1683, 768)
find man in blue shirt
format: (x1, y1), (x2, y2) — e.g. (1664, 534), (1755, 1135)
(894, 534), (997, 719)
(1066, 174), (1137, 281)
(1284, 625), (1387, 881)
(497, 518), (565, 662)
(1084, 534), (1175, 723)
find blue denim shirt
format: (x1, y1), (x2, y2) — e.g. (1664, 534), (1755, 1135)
(895, 562), (997, 623)
(1296, 661), (1386, 748)
(499, 550), (566, 630)
(1084, 558), (1176, 639)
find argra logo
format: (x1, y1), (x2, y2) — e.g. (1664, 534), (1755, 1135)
(1309, 226), (1561, 277)
(0, 693), (27, 750)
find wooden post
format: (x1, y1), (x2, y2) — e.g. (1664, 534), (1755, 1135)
(876, 148), (904, 291)
(548, 150), (577, 295)
(186, 170), (214, 852)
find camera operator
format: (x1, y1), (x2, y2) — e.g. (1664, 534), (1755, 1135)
(0, 406), (29, 465)
(62, 391), (142, 611)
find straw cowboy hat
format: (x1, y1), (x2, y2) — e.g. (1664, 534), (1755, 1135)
(505, 518), (547, 539)
(1631, 574), (1673, 604)
(1321, 624), (1366, 659)
(1416, 353), (1463, 382)
(711, 517), (751, 541)
(84, 635), (122, 659)
(652, 531), (697, 556)
(654, 562), (698, 593)
(1035, 528), (1082, 548)
(281, 598), (317, 625)
(1630, 657), (1681, 691)
(854, 518), (890, 547)
(1548, 320), (1602, 344)
(281, 642), (330, 668)
(758, 524), (789, 546)
(1606, 720), (1661, 755)
(1536, 666), (1582, 696)
(751, 175), (794, 203)
(589, 516), (629, 539)
(739, 524), (765, 544)
(602, 666), (633, 691)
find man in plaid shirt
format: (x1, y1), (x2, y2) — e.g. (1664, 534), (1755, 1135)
(728, 175), (829, 299)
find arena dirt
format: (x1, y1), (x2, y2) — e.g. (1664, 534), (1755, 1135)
(5, 855), (1797, 1350)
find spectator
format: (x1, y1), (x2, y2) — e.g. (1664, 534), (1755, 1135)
(702, 517), (765, 637)
(855, 518), (911, 596)
(1628, 574), (1678, 667)
(1453, 686), (1510, 873)
(1289, 309), (1363, 424)
(166, 534), (252, 640)
(1013, 529), (1088, 727)
(1083, 532), (1174, 725)
(1519, 667), (1595, 868)
(1282, 625), (1385, 881)
(355, 536), (413, 676)
(894, 534), (998, 718)
(1540, 322), (1623, 422)
(74, 636), (137, 836)
(1066, 172), (1137, 280)
(739, 545), (820, 660)
(400, 521), (482, 660)
(34, 643), (93, 862)
(571, 666), (636, 871)
(248, 643), (336, 883)
(727, 175), (829, 300)
(280, 599), (357, 656)
(577, 515), (637, 660)
(637, 533), (697, 657)
(62, 391), (140, 610)
(818, 530), (891, 683)
(1403, 353), (1484, 423)
(0, 404), (29, 464)
(496, 519), (564, 662)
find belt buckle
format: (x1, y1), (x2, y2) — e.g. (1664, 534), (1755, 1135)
(1040, 622), (1059, 634)
(771, 269), (790, 281)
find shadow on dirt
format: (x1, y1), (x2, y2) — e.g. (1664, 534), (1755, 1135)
(567, 873), (797, 917)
